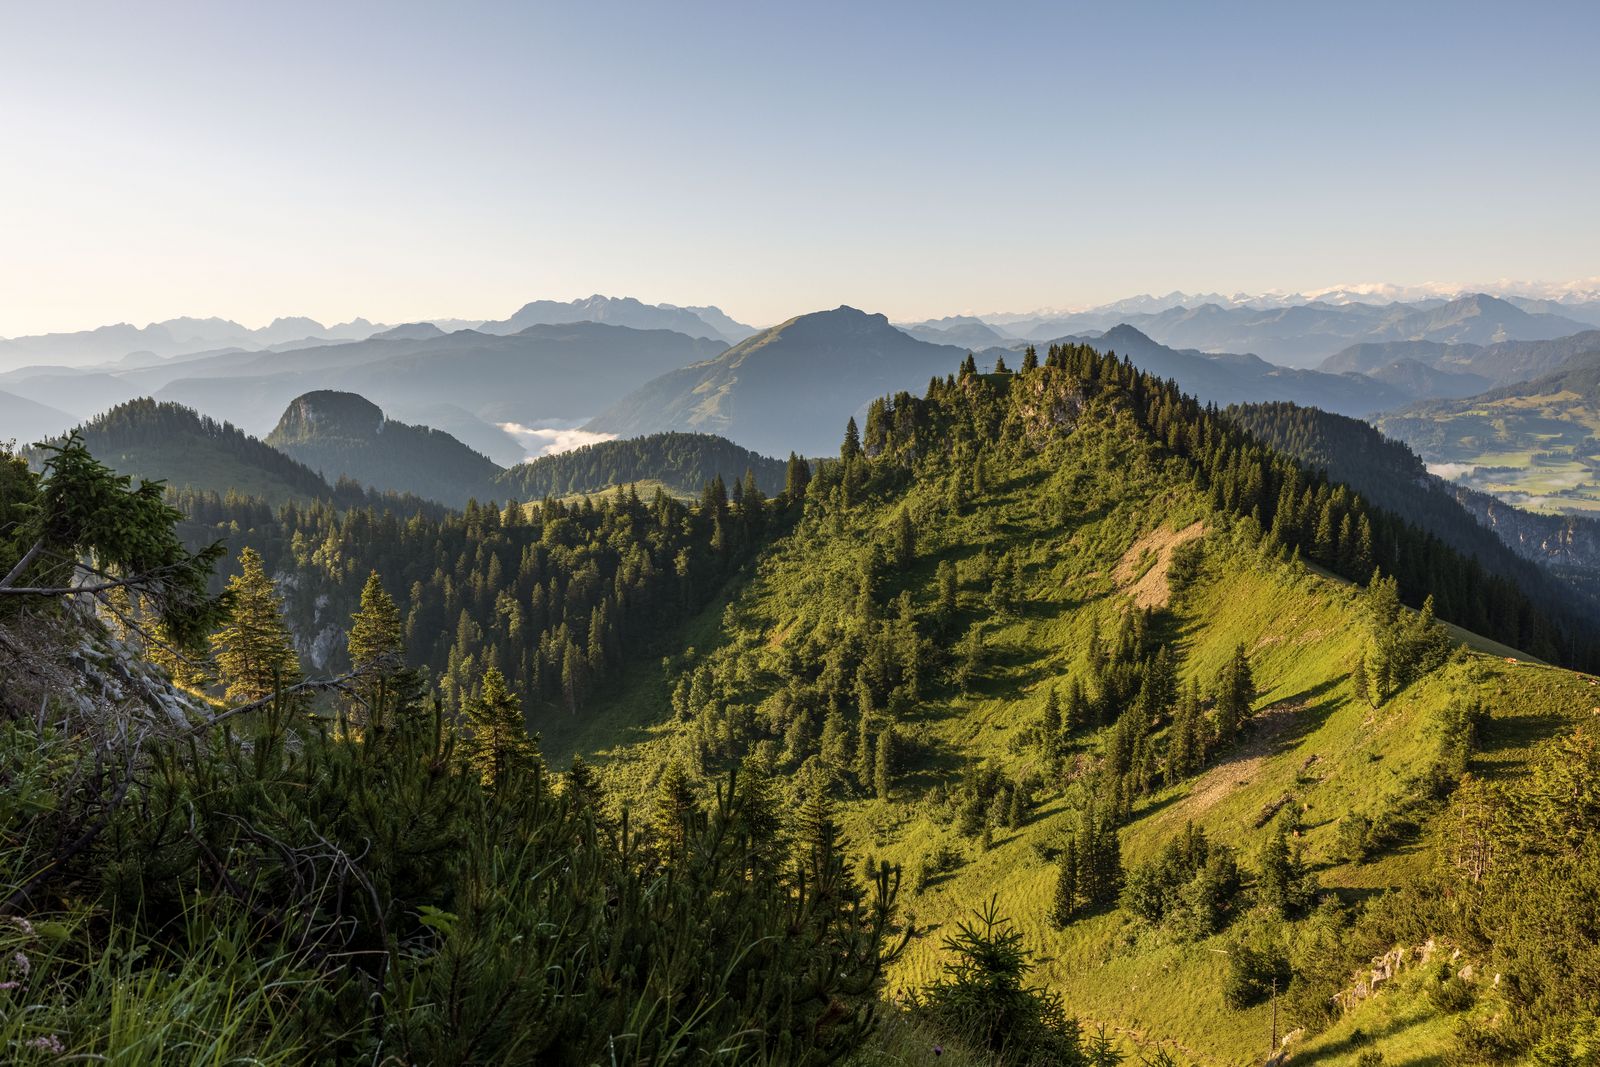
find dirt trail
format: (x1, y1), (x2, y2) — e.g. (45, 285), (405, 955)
(1112, 521), (1204, 609)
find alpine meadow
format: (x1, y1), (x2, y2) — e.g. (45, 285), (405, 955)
(5, 4), (1600, 1066)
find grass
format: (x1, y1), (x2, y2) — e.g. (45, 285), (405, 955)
(575, 413), (1598, 1065)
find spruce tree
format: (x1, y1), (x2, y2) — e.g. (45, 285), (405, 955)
(1021, 345), (1039, 372)
(460, 665), (540, 791)
(841, 417), (862, 462)
(210, 546), (301, 705)
(652, 762), (697, 853)
(347, 569), (404, 727)
(1041, 686), (1062, 765)
(894, 506), (916, 569)
(1050, 839), (1078, 927)
(874, 726), (896, 800)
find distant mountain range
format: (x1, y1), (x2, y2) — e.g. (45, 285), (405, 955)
(0, 296), (753, 372)
(585, 307), (995, 457)
(999, 294), (1593, 367)
(0, 322), (725, 449)
(0, 316), (389, 369)
(1318, 330), (1600, 387)
(477, 295), (755, 345)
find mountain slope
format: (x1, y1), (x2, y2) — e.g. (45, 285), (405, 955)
(266, 391), (503, 508)
(583, 306), (986, 456)
(1227, 400), (1600, 600)
(0, 388), (77, 446)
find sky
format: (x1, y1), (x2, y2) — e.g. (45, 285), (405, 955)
(2, 0), (1597, 336)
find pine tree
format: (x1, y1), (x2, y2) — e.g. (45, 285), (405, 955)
(894, 507), (916, 569)
(1041, 686), (1062, 765)
(653, 762), (697, 853)
(784, 452), (811, 501)
(460, 665), (540, 790)
(347, 569), (404, 728)
(841, 417), (862, 462)
(874, 726), (896, 800)
(1350, 652), (1372, 707)
(993, 353), (1009, 373)
(210, 546), (301, 705)
(937, 558), (958, 624)
(1212, 643), (1255, 744)
(1050, 839), (1078, 927)
(1021, 345), (1039, 372)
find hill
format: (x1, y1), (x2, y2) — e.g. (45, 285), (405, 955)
(495, 432), (787, 501)
(30, 397), (336, 505)
(1376, 350), (1600, 515)
(266, 391), (503, 508)
(478, 294), (755, 345)
(583, 306), (995, 456)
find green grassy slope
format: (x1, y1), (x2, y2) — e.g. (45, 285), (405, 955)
(581, 378), (1597, 1064)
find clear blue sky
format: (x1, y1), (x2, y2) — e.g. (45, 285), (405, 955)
(2, 0), (1596, 334)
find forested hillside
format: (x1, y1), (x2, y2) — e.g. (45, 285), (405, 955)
(7, 345), (1600, 1064)
(495, 432), (788, 501)
(1228, 400), (1600, 600)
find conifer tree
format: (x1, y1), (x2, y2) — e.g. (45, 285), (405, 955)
(1041, 686), (1062, 765)
(210, 546), (301, 705)
(993, 353), (1009, 373)
(1021, 345), (1039, 371)
(841, 417), (862, 462)
(652, 762), (697, 853)
(784, 452), (811, 501)
(1050, 838), (1078, 927)
(347, 569), (404, 727)
(894, 506), (916, 569)
(874, 726), (897, 800)
(460, 665), (540, 790)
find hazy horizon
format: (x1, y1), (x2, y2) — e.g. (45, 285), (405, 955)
(4, 1), (1597, 336)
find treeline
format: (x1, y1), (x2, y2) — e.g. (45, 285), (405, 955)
(175, 472), (786, 719)
(497, 432), (789, 500)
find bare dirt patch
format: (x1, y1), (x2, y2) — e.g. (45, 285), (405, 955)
(1112, 521), (1204, 609)
(1177, 700), (1306, 822)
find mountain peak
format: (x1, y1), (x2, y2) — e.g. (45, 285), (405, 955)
(269, 390), (385, 442)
